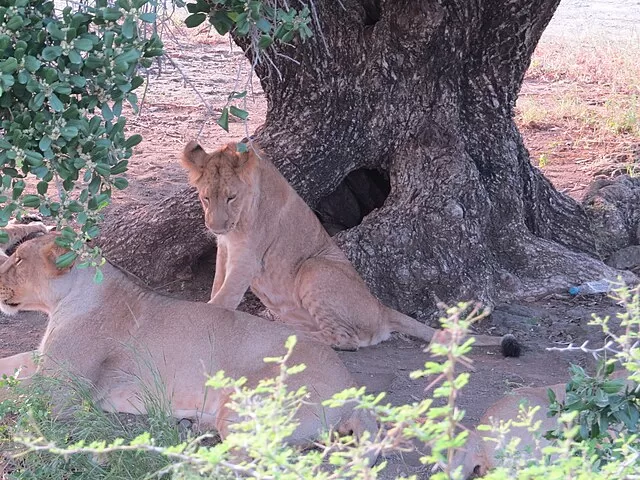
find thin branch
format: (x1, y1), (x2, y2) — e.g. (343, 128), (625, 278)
(308, 0), (329, 55)
(545, 340), (629, 358)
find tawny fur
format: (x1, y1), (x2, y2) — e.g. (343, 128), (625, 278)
(0, 220), (49, 262)
(450, 370), (635, 478)
(181, 141), (513, 352)
(0, 232), (378, 455)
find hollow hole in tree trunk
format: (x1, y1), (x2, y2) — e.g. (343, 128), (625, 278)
(362, 0), (381, 26)
(315, 168), (390, 236)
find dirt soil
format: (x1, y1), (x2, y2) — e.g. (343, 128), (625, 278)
(1, 3), (639, 478)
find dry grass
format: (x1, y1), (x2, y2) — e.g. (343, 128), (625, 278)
(516, 35), (640, 186)
(527, 35), (640, 93)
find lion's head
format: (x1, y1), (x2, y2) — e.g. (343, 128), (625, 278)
(181, 141), (258, 235)
(0, 220), (50, 262)
(0, 233), (70, 315)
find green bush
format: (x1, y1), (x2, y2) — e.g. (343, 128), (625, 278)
(0, 0), (162, 272)
(2, 297), (640, 479)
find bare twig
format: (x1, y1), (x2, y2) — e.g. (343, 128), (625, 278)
(545, 340), (631, 358)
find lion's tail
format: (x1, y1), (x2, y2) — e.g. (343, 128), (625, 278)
(387, 308), (438, 341)
(387, 309), (521, 357)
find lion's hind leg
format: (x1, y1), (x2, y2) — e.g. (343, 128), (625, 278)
(295, 259), (373, 350)
(297, 285), (361, 350)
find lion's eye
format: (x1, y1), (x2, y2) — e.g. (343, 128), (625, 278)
(202, 196), (210, 204)
(227, 194), (237, 203)
(15, 258), (22, 266)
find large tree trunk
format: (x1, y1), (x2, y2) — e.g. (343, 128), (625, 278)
(102, 0), (639, 315)
(238, 0), (637, 314)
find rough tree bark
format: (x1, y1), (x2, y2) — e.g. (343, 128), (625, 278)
(101, 0), (639, 317)
(100, 188), (214, 284)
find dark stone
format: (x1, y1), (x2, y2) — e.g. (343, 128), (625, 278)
(606, 245), (640, 270)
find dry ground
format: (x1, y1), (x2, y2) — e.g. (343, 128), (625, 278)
(1, 2), (639, 477)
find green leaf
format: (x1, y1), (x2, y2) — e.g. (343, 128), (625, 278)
(48, 93), (64, 112)
(94, 163), (111, 176)
(84, 56), (104, 70)
(44, 68), (58, 85)
(210, 11), (233, 35)
(67, 49), (82, 64)
(280, 30), (295, 43)
(12, 180), (25, 199)
(102, 8), (122, 21)
(602, 380), (625, 394)
(46, 22), (66, 41)
(124, 134), (142, 148)
(256, 18), (271, 34)
(0, 74), (14, 88)
(60, 126), (79, 139)
(113, 60), (129, 74)
(101, 103), (113, 121)
(68, 75), (86, 88)
(0, 57), (18, 74)
(22, 194), (40, 208)
(42, 46), (63, 61)
(110, 160), (128, 175)
(185, 13), (206, 28)
(25, 151), (44, 166)
(5, 15), (24, 31)
(32, 92), (45, 109)
(37, 181), (48, 195)
(55, 251), (78, 269)
(88, 174), (101, 194)
(113, 177), (128, 190)
(229, 105), (248, 120)
(112, 100), (122, 117)
(53, 83), (72, 95)
(73, 38), (94, 52)
(115, 49), (141, 64)
(217, 107), (229, 132)
(236, 142), (248, 153)
(93, 268), (104, 283)
(258, 34), (273, 49)
(0, 230), (8, 244)
(236, 18), (251, 36)
(17, 69), (29, 84)
(23, 56), (41, 73)
(122, 17), (135, 39)
(139, 12), (156, 23)
(67, 201), (84, 213)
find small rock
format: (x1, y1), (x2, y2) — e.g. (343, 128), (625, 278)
(178, 418), (192, 431)
(606, 245), (640, 270)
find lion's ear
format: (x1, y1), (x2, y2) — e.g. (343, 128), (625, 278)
(43, 240), (75, 276)
(181, 141), (210, 183)
(224, 143), (257, 173)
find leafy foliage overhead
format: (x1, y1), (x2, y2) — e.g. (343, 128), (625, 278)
(0, 0), (161, 272)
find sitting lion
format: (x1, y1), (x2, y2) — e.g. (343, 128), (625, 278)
(0, 232), (378, 455)
(181, 141), (518, 355)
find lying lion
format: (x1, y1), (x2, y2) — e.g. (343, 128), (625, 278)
(181, 141), (519, 355)
(0, 232), (378, 456)
(450, 369), (634, 478)
(0, 218), (50, 262)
